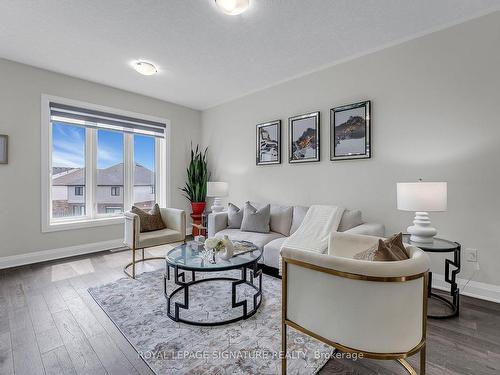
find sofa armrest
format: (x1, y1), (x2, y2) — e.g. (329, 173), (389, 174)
(124, 211), (140, 249)
(343, 222), (385, 237)
(207, 212), (228, 237)
(160, 208), (186, 239)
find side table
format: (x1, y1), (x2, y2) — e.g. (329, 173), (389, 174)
(402, 234), (461, 319)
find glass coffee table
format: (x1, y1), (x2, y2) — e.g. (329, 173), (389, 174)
(164, 242), (263, 326)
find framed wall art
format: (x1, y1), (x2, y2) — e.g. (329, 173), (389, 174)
(330, 100), (371, 161)
(256, 120), (281, 165)
(0, 135), (7, 164)
(288, 111), (320, 163)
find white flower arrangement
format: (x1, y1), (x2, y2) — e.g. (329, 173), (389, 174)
(204, 237), (225, 252)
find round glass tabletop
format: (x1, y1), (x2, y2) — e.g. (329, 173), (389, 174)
(166, 241), (262, 271)
(402, 234), (459, 252)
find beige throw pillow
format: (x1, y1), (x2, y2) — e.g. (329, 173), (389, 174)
(354, 233), (409, 261)
(131, 204), (166, 233)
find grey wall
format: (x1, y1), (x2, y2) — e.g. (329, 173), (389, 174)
(202, 12), (500, 286)
(0, 58), (201, 257)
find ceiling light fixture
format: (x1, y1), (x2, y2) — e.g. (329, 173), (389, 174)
(215, 0), (250, 15)
(132, 61), (158, 76)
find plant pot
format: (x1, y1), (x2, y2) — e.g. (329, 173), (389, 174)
(191, 202), (206, 216)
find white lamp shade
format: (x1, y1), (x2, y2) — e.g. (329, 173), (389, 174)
(397, 182), (447, 212)
(207, 182), (229, 197)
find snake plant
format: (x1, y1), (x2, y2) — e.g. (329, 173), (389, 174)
(180, 144), (209, 202)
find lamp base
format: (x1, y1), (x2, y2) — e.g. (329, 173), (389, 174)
(407, 212), (437, 244)
(211, 197), (224, 213)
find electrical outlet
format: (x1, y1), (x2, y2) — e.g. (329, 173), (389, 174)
(465, 248), (478, 262)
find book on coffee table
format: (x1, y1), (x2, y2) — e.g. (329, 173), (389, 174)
(232, 241), (258, 256)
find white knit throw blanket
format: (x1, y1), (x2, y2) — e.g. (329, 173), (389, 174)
(279, 205), (345, 274)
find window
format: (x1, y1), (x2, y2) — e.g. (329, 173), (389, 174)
(51, 123), (86, 218)
(105, 207), (122, 214)
(111, 186), (120, 196)
(133, 134), (156, 210)
(96, 129), (124, 215)
(43, 96), (169, 231)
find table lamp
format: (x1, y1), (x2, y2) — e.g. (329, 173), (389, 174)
(397, 180), (447, 243)
(207, 182), (229, 212)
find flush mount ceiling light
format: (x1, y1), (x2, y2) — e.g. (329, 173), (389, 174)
(132, 61), (158, 76)
(215, 0), (250, 15)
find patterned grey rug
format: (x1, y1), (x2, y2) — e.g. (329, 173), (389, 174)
(88, 269), (333, 374)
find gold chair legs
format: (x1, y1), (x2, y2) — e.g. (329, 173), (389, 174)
(123, 247), (165, 279)
(124, 238), (187, 279)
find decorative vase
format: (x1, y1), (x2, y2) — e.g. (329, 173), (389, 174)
(220, 235), (234, 260)
(191, 202), (206, 215)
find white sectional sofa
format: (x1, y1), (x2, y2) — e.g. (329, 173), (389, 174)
(207, 203), (384, 269)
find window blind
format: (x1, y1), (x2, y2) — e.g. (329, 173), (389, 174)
(49, 102), (166, 137)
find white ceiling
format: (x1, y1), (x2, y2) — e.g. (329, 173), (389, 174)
(1, 0), (499, 110)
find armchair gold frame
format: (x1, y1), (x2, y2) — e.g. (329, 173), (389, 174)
(123, 209), (186, 279)
(281, 256), (428, 375)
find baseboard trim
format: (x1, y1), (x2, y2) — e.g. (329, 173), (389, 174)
(432, 273), (500, 304)
(0, 239), (124, 270)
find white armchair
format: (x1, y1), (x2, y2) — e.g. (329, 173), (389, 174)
(281, 232), (430, 375)
(124, 207), (186, 278)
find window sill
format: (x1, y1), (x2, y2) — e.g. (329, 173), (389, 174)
(42, 216), (124, 233)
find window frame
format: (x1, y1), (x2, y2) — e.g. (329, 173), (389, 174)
(41, 94), (171, 232)
(110, 186), (120, 196)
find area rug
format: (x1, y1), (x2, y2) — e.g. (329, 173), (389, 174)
(88, 269), (333, 374)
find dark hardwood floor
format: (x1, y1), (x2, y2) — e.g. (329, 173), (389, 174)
(0, 245), (499, 375)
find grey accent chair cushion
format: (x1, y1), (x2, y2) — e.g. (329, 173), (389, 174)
(227, 203), (244, 228)
(338, 209), (363, 232)
(241, 202), (271, 233)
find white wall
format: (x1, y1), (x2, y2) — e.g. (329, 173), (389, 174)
(202, 12), (500, 288)
(0, 58), (201, 259)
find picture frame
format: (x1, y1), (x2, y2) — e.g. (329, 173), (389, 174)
(330, 100), (371, 161)
(288, 111), (320, 163)
(0, 135), (7, 164)
(256, 120), (281, 165)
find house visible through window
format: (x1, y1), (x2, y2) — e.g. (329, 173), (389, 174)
(111, 186), (120, 196)
(47, 99), (167, 227)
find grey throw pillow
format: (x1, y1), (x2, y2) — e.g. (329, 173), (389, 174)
(241, 202), (271, 233)
(338, 210), (363, 232)
(227, 203), (243, 229)
(270, 205), (293, 236)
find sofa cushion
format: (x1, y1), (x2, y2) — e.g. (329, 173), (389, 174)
(241, 202), (271, 233)
(338, 209), (363, 232)
(249, 202), (294, 236)
(263, 237), (287, 269)
(137, 228), (182, 248)
(290, 205), (309, 234)
(269, 205), (293, 236)
(227, 203), (244, 228)
(215, 228), (283, 250)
